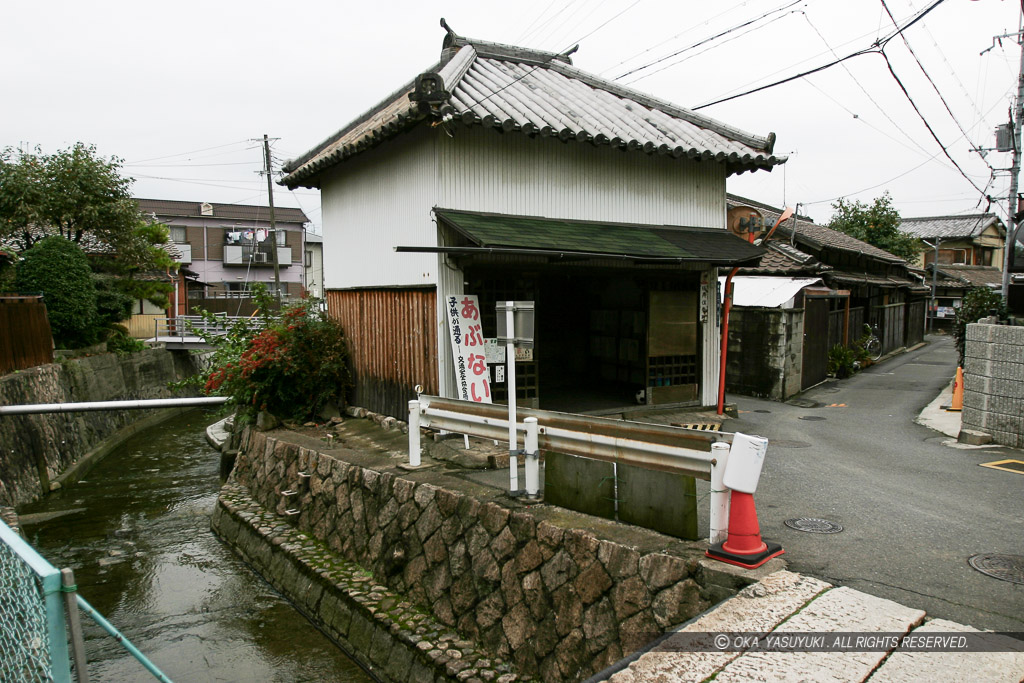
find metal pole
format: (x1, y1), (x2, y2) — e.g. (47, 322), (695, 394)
(61, 569), (89, 683)
(0, 396), (229, 416)
(1003, 33), (1024, 300)
(506, 302), (519, 493)
(75, 596), (173, 683)
(524, 417), (539, 498)
(709, 442), (731, 544)
(408, 400), (421, 467)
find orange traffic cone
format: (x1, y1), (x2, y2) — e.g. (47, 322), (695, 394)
(947, 367), (963, 412)
(706, 491), (784, 569)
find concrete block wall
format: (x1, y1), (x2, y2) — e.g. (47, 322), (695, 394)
(725, 307), (802, 401)
(962, 323), (1024, 448)
(231, 430), (712, 681)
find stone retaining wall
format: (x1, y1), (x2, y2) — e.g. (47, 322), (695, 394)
(212, 481), (521, 683)
(962, 323), (1024, 448)
(0, 349), (201, 507)
(229, 429), (712, 681)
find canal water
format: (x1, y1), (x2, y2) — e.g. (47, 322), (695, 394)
(20, 410), (373, 682)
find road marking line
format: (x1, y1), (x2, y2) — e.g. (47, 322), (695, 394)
(979, 459), (1024, 475)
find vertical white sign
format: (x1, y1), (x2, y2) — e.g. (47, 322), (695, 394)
(446, 294), (492, 403)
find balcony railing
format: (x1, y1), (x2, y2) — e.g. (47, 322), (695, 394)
(223, 245), (292, 266)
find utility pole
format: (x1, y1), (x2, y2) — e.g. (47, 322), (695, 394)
(262, 134), (282, 305)
(1002, 33), (1024, 300)
(924, 238), (940, 332)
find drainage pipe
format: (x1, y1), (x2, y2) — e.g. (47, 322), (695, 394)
(0, 397), (229, 416)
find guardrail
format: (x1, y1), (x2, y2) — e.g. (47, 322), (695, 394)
(151, 315), (265, 341)
(0, 521), (171, 682)
(409, 395), (748, 543)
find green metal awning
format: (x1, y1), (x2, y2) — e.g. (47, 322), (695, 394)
(404, 209), (765, 266)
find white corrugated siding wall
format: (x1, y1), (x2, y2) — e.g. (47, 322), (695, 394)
(319, 128), (439, 289)
(435, 127), (726, 228)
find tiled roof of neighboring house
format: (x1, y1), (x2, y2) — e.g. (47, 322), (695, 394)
(898, 213), (1002, 240)
(433, 209), (765, 265)
(281, 28), (784, 189)
(726, 194), (906, 263)
(827, 270), (928, 291)
(1, 227), (184, 263)
(745, 241), (827, 275)
(933, 264), (1003, 288)
(134, 198), (309, 225)
(0, 228), (116, 255)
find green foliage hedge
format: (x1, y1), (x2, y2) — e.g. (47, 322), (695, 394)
(16, 236), (97, 348)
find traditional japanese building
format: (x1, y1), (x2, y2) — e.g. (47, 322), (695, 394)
(281, 25), (784, 417)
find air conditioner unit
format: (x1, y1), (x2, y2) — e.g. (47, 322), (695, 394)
(253, 252), (268, 263)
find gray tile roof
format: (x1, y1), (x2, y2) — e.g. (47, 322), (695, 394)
(744, 241), (828, 275)
(134, 198), (309, 225)
(726, 194), (906, 263)
(932, 264), (1003, 287)
(282, 31), (784, 189)
(898, 214), (1003, 240)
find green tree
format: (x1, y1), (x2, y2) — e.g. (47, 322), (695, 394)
(186, 284), (352, 421)
(15, 236), (98, 348)
(827, 192), (919, 261)
(0, 143), (140, 252)
(953, 288), (1007, 366)
(90, 219), (177, 312)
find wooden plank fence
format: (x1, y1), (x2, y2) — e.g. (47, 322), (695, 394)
(0, 296), (54, 374)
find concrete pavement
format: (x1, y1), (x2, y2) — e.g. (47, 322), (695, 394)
(596, 570), (1024, 683)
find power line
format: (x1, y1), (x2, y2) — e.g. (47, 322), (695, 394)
(879, 49), (989, 196)
(560, 0), (642, 53)
(126, 140), (252, 165)
(521, 0), (587, 46)
(879, 0), (984, 155)
(613, 0), (804, 82)
(621, 11), (799, 86)
(801, 13), (936, 160)
(802, 90), (1009, 208)
(693, 0), (948, 109)
(598, 0), (767, 77)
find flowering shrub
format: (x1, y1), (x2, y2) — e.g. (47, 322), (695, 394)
(186, 285), (351, 420)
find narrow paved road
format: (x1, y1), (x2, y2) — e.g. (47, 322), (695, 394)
(726, 335), (1024, 632)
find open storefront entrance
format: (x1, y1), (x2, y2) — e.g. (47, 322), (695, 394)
(464, 267), (703, 413)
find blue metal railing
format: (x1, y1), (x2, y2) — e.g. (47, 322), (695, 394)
(0, 521), (172, 682)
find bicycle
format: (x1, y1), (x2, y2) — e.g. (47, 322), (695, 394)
(862, 324), (882, 361)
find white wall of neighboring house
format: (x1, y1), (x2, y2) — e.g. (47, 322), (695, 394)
(303, 235), (324, 299)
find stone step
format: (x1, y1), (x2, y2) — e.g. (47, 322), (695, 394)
(608, 570), (830, 682)
(713, 586), (925, 683)
(867, 619), (1024, 683)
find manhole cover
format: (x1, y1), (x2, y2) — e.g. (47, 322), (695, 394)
(787, 399), (821, 408)
(754, 409), (771, 413)
(968, 554), (1024, 584)
(785, 518), (843, 534)
(799, 416), (827, 421)
(771, 440), (812, 448)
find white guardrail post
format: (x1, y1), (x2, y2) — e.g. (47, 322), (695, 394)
(408, 400), (421, 467)
(709, 441), (731, 545)
(524, 417), (539, 499)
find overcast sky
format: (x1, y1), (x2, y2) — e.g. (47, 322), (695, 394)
(3, 0), (1020, 232)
